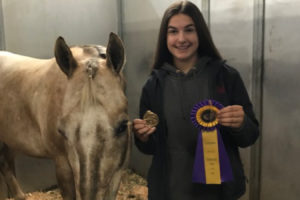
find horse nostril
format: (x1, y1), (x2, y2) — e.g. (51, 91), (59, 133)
(115, 120), (128, 136)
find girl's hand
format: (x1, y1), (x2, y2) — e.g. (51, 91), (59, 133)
(132, 119), (156, 142)
(217, 105), (245, 129)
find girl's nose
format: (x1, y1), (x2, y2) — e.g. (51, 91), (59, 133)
(178, 31), (186, 42)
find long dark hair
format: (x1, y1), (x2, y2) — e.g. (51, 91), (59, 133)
(152, 0), (222, 70)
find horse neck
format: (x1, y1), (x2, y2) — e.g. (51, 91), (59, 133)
(23, 59), (68, 129)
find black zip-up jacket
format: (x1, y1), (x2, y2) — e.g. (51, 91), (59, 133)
(135, 59), (259, 200)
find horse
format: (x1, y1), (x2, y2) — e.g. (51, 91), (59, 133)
(0, 32), (131, 200)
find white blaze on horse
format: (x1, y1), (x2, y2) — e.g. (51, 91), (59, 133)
(0, 33), (131, 200)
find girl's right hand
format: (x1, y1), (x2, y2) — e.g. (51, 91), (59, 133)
(132, 118), (156, 142)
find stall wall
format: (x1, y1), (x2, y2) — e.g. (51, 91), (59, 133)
(0, 0), (4, 50)
(0, 0), (119, 196)
(261, 0), (300, 199)
(1, 0), (118, 57)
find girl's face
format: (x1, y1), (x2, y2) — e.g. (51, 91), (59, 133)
(167, 14), (199, 67)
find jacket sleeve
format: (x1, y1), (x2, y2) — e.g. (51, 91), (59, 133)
(223, 66), (260, 148)
(134, 80), (156, 155)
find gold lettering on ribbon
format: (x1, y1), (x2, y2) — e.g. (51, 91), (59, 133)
(202, 129), (221, 184)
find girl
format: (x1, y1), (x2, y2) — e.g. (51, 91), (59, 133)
(133, 1), (259, 199)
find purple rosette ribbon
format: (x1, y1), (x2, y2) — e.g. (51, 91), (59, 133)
(190, 99), (233, 184)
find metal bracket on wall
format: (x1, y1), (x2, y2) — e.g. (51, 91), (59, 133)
(250, 0), (265, 199)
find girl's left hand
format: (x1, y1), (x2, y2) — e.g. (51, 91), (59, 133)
(217, 105), (245, 128)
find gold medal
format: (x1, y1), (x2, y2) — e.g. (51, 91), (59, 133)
(143, 110), (159, 127)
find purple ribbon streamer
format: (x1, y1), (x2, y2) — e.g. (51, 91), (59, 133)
(217, 129), (233, 182)
(191, 99), (233, 184)
(192, 130), (206, 183)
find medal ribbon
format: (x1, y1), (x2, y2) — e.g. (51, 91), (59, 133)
(190, 99), (233, 184)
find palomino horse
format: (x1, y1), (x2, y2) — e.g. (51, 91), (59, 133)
(0, 32), (131, 200)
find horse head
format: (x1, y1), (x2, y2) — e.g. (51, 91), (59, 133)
(54, 33), (131, 200)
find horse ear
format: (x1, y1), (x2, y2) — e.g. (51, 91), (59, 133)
(54, 36), (77, 78)
(106, 32), (126, 73)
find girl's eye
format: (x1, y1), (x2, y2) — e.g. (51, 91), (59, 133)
(167, 29), (177, 34)
(185, 28), (195, 33)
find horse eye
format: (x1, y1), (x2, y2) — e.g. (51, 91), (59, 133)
(100, 53), (106, 59)
(115, 120), (128, 136)
(58, 129), (68, 140)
